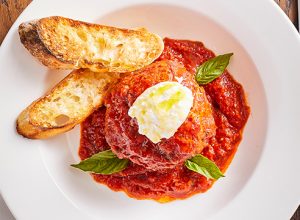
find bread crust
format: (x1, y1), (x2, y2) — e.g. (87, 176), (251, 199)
(16, 103), (75, 139)
(16, 69), (120, 139)
(19, 20), (75, 69)
(19, 16), (164, 72)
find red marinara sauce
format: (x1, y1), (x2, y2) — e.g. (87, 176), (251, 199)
(78, 38), (250, 202)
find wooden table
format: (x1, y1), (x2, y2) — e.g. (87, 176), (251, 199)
(0, 0), (299, 219)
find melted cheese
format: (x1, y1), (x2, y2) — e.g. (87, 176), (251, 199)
(128, 81), (193, 143)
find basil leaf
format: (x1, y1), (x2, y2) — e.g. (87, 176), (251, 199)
(195, 53), (233, 85)
(185, 154), (225, 180)
(71, 150), (129, 175)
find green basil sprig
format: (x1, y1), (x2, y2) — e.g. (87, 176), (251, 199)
(185, 154), (224, 180)
(195, 53), (233, 85)
(72, 150), (224, 179)
(71, 150), (129, 175)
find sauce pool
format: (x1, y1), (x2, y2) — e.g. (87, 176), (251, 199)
(78, 38), (250, 202)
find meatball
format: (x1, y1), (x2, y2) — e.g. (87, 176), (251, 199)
(104, 60), (215, 170)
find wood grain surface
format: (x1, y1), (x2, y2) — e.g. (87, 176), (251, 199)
(275, 0), (298, 27)
(0, 0), (299, 219)
(0, 0), (32, 44)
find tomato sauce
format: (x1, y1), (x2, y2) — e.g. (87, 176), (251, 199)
(78, 38), (250, 202)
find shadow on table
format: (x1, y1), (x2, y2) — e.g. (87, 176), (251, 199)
(0, 194), (15, 220)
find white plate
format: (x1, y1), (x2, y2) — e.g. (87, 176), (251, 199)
(0, 0), (300, 219)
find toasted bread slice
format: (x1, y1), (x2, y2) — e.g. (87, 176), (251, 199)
(19, 16), (164, 72)
(16, 69), (120, 139)
(16, 104), (76, 139)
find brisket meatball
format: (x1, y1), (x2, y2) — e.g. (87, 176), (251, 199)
(104, 60), (215, 170)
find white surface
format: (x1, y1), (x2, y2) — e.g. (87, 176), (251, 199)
(0, 0), (299, 220)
